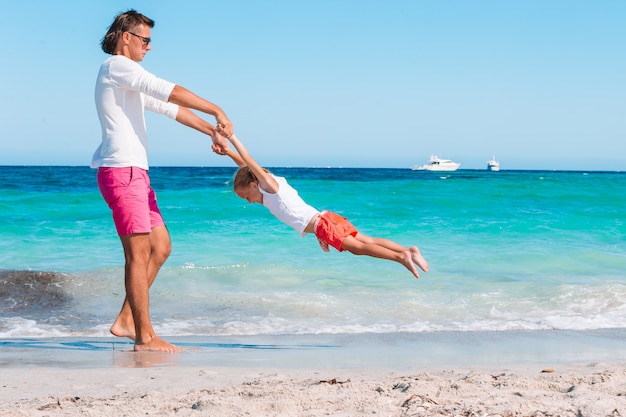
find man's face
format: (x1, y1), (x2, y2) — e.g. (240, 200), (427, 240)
(125, 24), (152, 62)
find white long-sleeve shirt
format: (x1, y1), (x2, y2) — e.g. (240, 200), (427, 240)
(91, 55), (179, 170)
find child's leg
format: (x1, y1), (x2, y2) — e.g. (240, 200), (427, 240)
(341, 234), (420, 279)
(353, 233), (429, 273)
(353, 233), (408, 252)
(409, 246), (429, 273)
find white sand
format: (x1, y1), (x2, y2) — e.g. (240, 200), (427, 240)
(2, 331), (626, 416)
(2, 363), (626, 416)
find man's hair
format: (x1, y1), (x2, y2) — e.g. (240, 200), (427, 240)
(100, 9), (154, 55)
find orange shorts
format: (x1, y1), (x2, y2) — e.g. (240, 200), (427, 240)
(314, 211), (358, 252)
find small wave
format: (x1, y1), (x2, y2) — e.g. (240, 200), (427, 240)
(0, 270), (71, 313)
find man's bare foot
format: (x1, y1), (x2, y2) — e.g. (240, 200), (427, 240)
(410, 247), (429, 273)
(134, 335), (182, 353)
(110, 317), (136, 341)
(401, 250), (420, 279)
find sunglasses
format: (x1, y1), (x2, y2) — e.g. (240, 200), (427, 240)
(127, 32), (151, 47)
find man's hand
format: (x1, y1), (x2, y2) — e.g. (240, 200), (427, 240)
(211, 130), (230, 154)
(216, 114), (233, 138)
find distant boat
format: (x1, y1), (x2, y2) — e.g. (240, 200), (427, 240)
(487, 156), (500, 171)
(412, 155), (460, 172)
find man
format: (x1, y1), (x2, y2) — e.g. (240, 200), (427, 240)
(92, 9), (232, 352)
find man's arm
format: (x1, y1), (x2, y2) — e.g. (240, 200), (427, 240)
(168, 85), (233, 137)
(176, 107), (228, 152)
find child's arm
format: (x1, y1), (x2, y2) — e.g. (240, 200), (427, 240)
(226, 134), (279, 193)
(226, 149), (246, 167)
(212, 143), (246, 168)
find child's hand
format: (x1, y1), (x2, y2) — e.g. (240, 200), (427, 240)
(317, 238), (330, 252)
(211, 143), (228, 156)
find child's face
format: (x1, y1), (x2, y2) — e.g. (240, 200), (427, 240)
(235, 182), (263, 204)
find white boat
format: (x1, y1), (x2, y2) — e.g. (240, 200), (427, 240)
(487, 156), (500, 171)
(412, 155), (460, 171)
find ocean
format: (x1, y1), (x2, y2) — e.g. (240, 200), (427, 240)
(1, 166), (625, 339)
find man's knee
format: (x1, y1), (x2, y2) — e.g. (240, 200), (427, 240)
(149, 226), (171, 262)
(150, 239), (171, 264)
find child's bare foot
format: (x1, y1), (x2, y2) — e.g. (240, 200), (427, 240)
(410, 247), (429, 273)
(110, 316), (136, 341)
(401, 250), (420, 279)
(134, 335), (182, 353)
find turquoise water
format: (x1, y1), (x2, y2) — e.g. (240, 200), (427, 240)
(0, 166), (624, 338)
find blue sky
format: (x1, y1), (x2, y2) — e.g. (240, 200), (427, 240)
(1, 1), (624, 170)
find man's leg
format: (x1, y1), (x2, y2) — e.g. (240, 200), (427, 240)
(117, 227), (179, 352)
(110, 226), (171, 340)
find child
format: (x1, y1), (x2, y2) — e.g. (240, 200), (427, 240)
(213, 134), (429, 279)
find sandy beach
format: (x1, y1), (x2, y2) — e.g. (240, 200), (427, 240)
(2, 331), (626, 416)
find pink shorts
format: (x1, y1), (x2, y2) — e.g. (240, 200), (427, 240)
(314, 211), (358, 252)
(97, 167), (165, 236)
